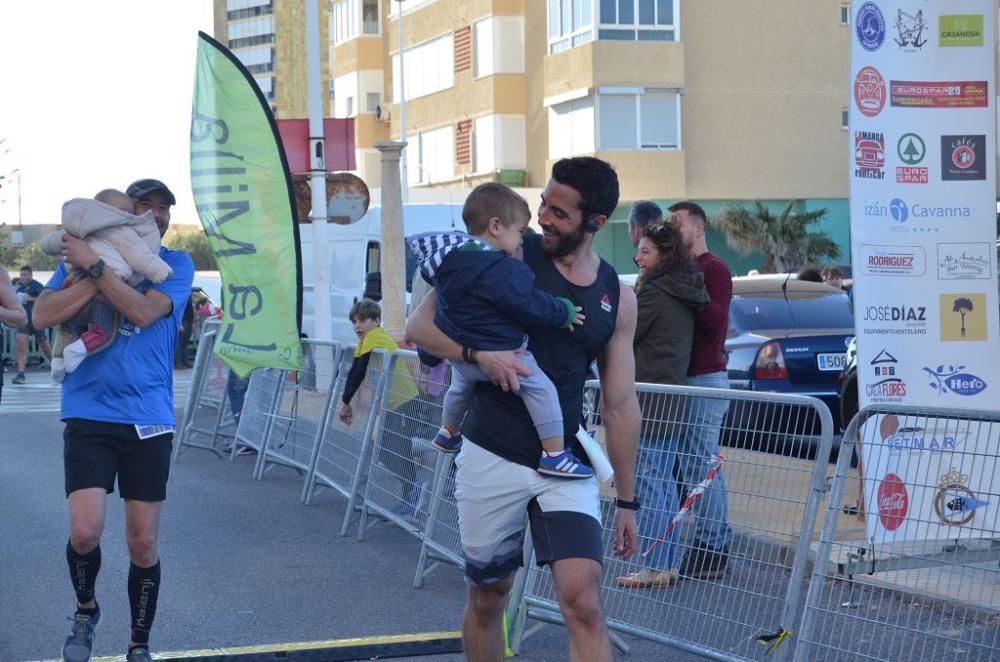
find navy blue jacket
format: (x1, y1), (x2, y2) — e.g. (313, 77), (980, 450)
(408, 232), (575, 351)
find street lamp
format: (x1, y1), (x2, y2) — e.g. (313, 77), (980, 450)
(396, 0), (409, 203)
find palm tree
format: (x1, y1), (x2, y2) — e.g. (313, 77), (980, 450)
(711, 200), (841, 273)
(952, 297), (974, 337)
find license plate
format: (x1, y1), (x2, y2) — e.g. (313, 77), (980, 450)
(817, 353), (847, 372)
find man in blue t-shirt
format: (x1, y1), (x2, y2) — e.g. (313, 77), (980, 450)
(34, 179), (194, 662)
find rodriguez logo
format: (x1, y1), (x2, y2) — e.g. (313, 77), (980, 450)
(855, 67), (887, 117)
(941, 135), (986, 181)
(937, 243), (991, 280)
(860, 244), (925, 277)
(856, 2), (886, 51)
(924, 363), (988, 397)
(877, 473), (909, 531)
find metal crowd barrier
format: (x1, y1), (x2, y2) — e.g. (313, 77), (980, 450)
(252, 340), (340, 481)
(357, 351), (447, 544)
(794, 404), (1000, 662)
(301, 348), (393, 535)
(173, 320), (229, 460)
(232, 367), (284, 459)
(1, 325), (51, 368)
(508, 380), (836, 661)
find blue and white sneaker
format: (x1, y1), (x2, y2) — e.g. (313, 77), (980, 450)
(431, 428), (463, 453)
(538, 450), (594, 479)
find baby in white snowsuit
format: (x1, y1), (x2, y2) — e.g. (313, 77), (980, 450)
(42, 189), (173, 381)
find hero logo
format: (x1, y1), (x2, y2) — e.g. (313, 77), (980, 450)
(866, 348), (906, 402)
(860, 245), (926, 277)
(878, 474), (909, 531)
(924, 364), (988, 397)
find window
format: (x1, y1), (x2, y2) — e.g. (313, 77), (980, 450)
(362, 0), (380, 34)
(366, 92), (381, 113)
(331, 0), (358, 43)
(840, 4), (850, 25)
(236, 45), (274, 74)
(548, 95), (596, 157)
(226, 0), (272, 20)
(548, 0), (594, 53)
(548, 88), (680, 158)
(345, 95), (355, 116)
(409, 125), (455, 185)
(392, 33), (454, 102)
(474, 115), (527, 172)
(597, 88), (679, 150)
(841, 107), (849, 130)
(599, 0), (677, 41)
(366, 241), (380, 274)
(256, 76), (275, 101)
(474, 16), (525, 77)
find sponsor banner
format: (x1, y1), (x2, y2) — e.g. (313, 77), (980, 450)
(850, 1), (999, 543)
(862, 414), (1000, 544)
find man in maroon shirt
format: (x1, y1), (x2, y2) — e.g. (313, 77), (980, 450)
(668, 201), (733, 580)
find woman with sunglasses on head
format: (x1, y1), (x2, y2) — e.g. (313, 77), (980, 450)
(617, 221), (709, 589)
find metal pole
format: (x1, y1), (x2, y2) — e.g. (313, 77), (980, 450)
(306, 0), (331, 340)
(397, 0), (409, 203)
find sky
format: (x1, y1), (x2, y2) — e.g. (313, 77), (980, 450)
(0, 1), (215, 227)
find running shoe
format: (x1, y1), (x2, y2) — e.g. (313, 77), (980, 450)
(537, 449), (594, 479)
(431, 428), (463, 453)
(62, 606), (101, 662)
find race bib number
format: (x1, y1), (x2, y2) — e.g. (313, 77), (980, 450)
(134, 424), (175, 440)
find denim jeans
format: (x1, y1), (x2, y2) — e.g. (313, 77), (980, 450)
(226, 369), (252, 420)
(634, 436), (681, 572)
(678, 371), (731, 550)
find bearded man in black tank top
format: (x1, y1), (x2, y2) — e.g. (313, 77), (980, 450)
(407, 157), (641, 662)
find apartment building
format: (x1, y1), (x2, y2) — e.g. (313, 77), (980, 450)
(216, 0), (854, 274)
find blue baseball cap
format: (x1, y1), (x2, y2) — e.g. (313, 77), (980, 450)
(126, 178), (176, 206)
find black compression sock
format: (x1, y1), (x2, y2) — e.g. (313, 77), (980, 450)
(128, 561), (161, 646)
(66, 540), (101, 605)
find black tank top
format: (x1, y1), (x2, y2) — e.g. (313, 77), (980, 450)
(462, 234), (621, 469)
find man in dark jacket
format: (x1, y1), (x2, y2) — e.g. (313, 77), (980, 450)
(408, 182), (592, 479)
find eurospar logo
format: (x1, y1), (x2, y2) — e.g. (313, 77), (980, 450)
(940, 293), (987, 341)
(941, 135), (986, 181)
(856, 2), (886, 51)
(896, 133), (927, 184)
(860, 244), (926, 277)
(866, 348), (907, 402)
(893, 9), (927, 50)
(890, 80), (988, 109)
(854, 131), (885, 180)
(924, 363), (988, 397)
(938, 243), (992, 280)
(939, 15), (984, 47)
(854, 67), (887, 117)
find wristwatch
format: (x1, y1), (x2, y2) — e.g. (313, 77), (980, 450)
(614, 496), (641, 511)
(88, 259), (106, 279)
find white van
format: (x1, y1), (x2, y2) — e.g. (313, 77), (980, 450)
(298, 203), (463, 345)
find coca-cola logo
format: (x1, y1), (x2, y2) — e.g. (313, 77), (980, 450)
(878, 473), (909, 531)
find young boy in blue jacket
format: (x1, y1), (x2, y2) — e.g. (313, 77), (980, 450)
(408, 183), (593, 478)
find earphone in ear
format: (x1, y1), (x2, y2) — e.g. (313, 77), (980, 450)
(584, 214), (601, 233)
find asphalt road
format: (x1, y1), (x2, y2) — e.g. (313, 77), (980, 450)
(0, 410), (702, 662)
